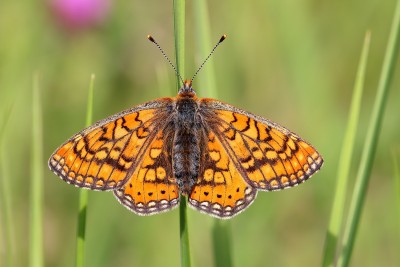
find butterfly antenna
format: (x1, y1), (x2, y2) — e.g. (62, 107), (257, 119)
(147, 35), (185, 85)
(191, 34), (227, 82)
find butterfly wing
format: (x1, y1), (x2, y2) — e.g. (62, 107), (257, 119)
(113, 124), (180, 215)
(188, 128), (257, 219)
(199, 98), (323, 191)
(48, 98), (174, 191)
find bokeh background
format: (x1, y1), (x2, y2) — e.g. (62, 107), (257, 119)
(1, 0), (399, 266)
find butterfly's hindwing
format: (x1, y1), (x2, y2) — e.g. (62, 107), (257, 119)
(114, 124), (180, 215)
(188, 128), (257, 219)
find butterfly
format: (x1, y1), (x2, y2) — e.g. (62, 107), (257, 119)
(48, 35), (323, 219)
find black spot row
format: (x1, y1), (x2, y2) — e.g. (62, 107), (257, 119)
(195, 186), (242, 199)
(131, 187), (167, 196)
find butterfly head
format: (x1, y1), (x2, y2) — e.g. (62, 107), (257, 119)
(178, 79), (196, 97)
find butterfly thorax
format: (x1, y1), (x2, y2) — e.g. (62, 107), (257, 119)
(173, 92), (201, 195)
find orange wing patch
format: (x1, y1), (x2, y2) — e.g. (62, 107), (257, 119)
(188, 130), (256, 218)
(114, 128), (180, 215)
(48, 99), (173, 191)
(201, 99), (323, 191)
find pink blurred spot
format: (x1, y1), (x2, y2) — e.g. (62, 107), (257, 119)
(50, 0), (111, 31)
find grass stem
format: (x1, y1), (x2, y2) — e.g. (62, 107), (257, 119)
(193, 0), (218, 98)
(173, 1), (191, 266)
(193, 1), (234, 267)
(30, 73), (44, 267)
(393, 151), (400, 228)
(179, 195), (191, 267)
(212, 220), (233, 267)
(75, 74), (95, 267)
(0, 104), (14, 267)
(173, 0), (185, 84)
(321, 31), (371, 267)
(337, 1), (400, 266)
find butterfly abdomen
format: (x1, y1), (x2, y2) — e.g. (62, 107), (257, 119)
(173, 97), (201, 195)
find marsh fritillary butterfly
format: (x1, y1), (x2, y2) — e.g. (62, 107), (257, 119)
(48, 35), (323, 219)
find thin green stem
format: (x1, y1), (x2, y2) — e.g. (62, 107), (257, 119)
(321, 31), (371, 267)
(212, 220), (233, 267)
(393, 151), (400, 228)
(193, 1), (234, 267)
(179, 195), (191, 267)
(193, 0), (218, 98)
(173, 0), (185, 85)
(75, 74), (95, 267)
(30, 73), (43, 267)
(173, 1), (191, 266)
(338, 0), (400, 266)
(0, 105), (13, 143)
(85, 74), (95, 127)
(0, 103), (14, 267)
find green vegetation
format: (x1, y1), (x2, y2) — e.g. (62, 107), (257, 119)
(75, 74), (95, 267)
(0, 1), (399, 267)
(322, 31), (370, 267)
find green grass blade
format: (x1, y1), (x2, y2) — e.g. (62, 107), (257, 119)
(321, 31), (371, 267)
(173, 1), (191, 266)
(338, 0), (400, 266)
(212, 220), (234, 267)
(173, 0), (185, 85)
(193, 2), (234, 267)
(85, 74), (95, 127)
(0, 152), (13, 267)
(0, 103), (14, 267)
(30, 73), (43, 267)
(393, 151), (400, 227)
(0, 104), (13, 143)
(193, 0), (218, 98)
(75, 74), (95, 267)
(179, 195), (191, 267)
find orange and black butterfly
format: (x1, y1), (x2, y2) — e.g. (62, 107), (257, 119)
(48, 35), (323, 219)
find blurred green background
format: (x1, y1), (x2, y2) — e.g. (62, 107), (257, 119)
(1, 0), (399, 266)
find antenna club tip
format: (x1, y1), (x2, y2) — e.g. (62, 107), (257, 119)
(220, 34), (227, 42)
(147, 35), (155, 43)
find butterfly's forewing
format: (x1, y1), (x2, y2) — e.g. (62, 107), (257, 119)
(188, 129), (257, 219)
(200, 99), (323, 191)
(114, 125), (180, 215)
(48, 98), (174, 191)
